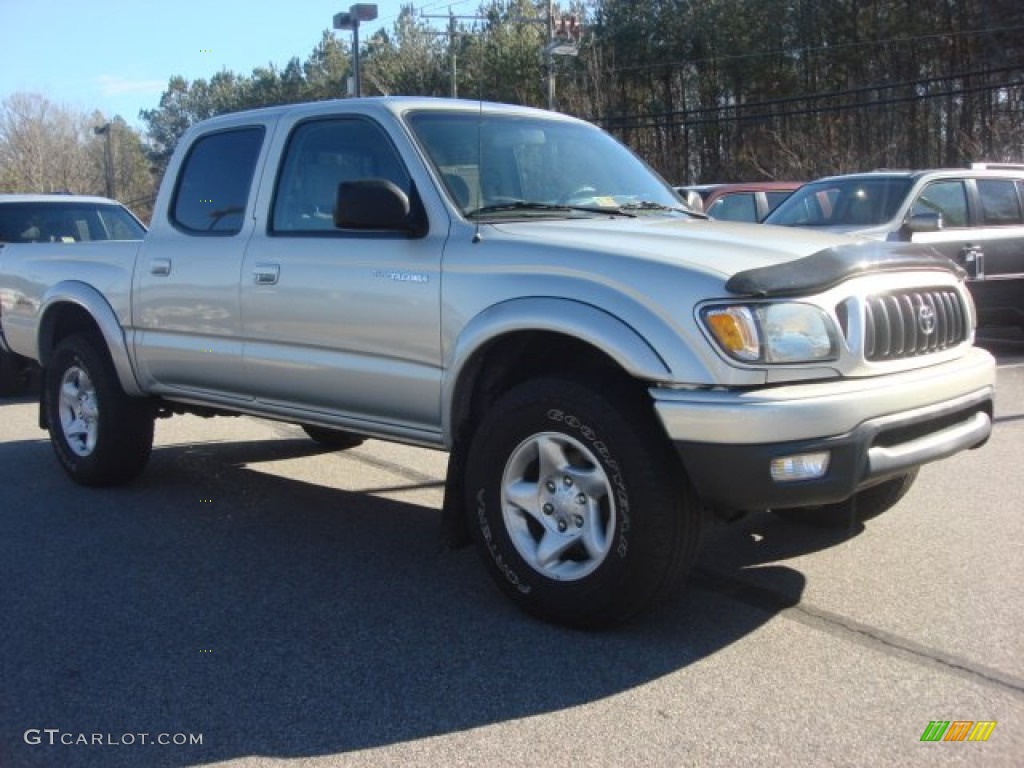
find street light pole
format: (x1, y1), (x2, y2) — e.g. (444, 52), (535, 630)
(93, 122), (114, 199)
(333, 3), (378, 98)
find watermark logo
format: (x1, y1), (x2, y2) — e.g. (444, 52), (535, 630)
(24, 729), (203, 747)
(920, 720), (996, 742)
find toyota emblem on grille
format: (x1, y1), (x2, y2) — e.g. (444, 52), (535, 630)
(918, 304), (936, 335)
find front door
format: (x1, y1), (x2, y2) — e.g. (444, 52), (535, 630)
(240, 116), (445, 436)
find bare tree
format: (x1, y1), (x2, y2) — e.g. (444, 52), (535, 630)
(0, 93), (156, 219)
(0, 93), (95, 193)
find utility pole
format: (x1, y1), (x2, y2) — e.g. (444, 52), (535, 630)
(546, 0), (555, 111)
(422, 4), (581, 108)
(421, 9), (487, 99)
(449, 11), (458, 98)
(516, 2), (580, 111)
(541, 5), (582, 111)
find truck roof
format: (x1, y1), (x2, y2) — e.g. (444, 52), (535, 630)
(186, 96), (582, 131)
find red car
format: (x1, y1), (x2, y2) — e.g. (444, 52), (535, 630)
(675, 181), (801, 222)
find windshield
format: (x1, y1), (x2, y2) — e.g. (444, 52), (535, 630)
(406, 111), (686, 219)
(765, 177), (914, 227)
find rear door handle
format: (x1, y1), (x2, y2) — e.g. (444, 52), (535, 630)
(150, 258), (171, 276)
(253, 264), (280, 285)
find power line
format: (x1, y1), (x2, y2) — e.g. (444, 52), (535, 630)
(601, 64), (1024, 124)
(599, 78), (1024, 132)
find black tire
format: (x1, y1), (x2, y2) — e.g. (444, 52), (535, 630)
(772, 469), (919, 528)
(465, 377), (702, 629)
(0, 349), (29, 397)
(45, 333), (154, 486)
(301, 425), (365, 450)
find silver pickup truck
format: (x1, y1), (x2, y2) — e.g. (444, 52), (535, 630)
(0, 98), (996, 627)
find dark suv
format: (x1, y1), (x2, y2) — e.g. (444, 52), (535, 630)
(763, 165), (1024, 329)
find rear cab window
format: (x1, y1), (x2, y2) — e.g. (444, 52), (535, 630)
(171, 127), (265, 235)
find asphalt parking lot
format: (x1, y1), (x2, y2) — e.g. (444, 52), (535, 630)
(1, 330), (1022, 767)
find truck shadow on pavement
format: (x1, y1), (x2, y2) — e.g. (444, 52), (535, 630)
(0, 434), (854, 768)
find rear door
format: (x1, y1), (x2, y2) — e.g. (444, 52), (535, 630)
(968, 177), (1024, 325)
(132, 124), (268, 398)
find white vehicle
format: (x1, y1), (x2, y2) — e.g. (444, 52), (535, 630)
(0, 194), (145, 395)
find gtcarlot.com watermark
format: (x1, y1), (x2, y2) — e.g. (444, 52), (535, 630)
(24, 728), (202, 747)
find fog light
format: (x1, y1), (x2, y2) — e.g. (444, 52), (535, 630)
(770, 452), (830, 482)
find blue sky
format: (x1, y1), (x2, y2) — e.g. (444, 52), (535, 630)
(0, 0), (481, 127)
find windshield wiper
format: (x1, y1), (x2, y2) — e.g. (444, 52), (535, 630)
(620, 201), (708, 218)
(466, 201), (636, 218)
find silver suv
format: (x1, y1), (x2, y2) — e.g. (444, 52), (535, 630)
(764, 165), (1024, 329)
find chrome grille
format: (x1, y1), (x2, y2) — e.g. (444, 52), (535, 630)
(863, 288), (966, 361)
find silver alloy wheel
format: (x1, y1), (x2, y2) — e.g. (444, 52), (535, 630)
(58, 365), (99, 457)
(501, 431), (616, 581)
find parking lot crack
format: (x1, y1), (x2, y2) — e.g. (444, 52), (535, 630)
(692, 568), (1024, 697)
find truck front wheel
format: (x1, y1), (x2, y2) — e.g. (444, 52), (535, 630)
(772, 469), (919, 528)
(45, 333), (154, 486)
(465, 377), (701, 628)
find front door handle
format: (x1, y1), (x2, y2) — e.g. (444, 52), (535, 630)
(150, 258), (171, 276)
(959, 245), (984, 279)
(253, 264), (280, 285)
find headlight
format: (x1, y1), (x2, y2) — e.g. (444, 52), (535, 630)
(702, 302), (839, 364)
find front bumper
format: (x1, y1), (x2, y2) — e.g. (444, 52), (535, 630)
(651, 348), (996, 510)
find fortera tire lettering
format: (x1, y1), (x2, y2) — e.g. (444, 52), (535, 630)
(475, 488), (531, 594)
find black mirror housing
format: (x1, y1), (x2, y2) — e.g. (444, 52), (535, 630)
(903, 211), (942, 235)
(334, 179), (423, 235)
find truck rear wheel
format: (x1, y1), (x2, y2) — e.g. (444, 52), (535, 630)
(465, 377), (701, 628)
(772, 469), (919, 528)
(45, 333), (154, 486)
(0, 349), (29, 397)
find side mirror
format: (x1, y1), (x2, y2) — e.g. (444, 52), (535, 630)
(334, 179), (424, 235)
(903, 211), (942, 235)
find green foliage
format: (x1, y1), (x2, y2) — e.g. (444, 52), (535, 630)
(136, 0), (1022, 184)
(141, 31), (351, 174)
(362, 7), (448, 96)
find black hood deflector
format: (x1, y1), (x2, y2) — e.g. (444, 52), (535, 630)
(725, 241), (963, 297)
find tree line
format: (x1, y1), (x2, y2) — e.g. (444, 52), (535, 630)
(3, 0), (1021, 218)
(0, 93), (155, 219)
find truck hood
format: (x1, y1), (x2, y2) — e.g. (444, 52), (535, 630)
(488, 216), (957, 295)
(488, 216), (859, 280)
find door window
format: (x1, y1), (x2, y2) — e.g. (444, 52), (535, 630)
(171, 127), (264, 235)
(271, 118), (410, 234)
(977, 179), (1023, 226)
(707, 193), (757, 222)
(910, 181), (968, 228)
